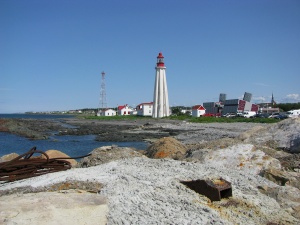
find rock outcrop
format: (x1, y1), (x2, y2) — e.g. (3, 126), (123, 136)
(1, 117), (300, 224)
(1, 157), (299, 224)
(146, 137), (187, 159)
(78, 145), (144, 167)
(239, 118), (300, 153)
(194, 144), (282, 174)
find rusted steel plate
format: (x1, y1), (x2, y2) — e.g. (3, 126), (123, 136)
(181, 178), (232, 201)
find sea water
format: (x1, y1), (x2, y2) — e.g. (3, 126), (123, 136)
(0, 114), (149, 157)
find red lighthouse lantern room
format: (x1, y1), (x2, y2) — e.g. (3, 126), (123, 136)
(156, 52), (165, 67)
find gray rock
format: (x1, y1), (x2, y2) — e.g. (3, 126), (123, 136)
(259, 169), (290, 186)
(77, 145), (144, 167)
(1, 157), (299, 224)
(239, 118), (300, 153)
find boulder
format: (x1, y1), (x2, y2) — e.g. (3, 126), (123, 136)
(146, 137), (187, 159)
(41, 150), (77, 167)
(0, 153), (19, 163)
(238, 118), (300, 153)
(78, 145), (144, 168)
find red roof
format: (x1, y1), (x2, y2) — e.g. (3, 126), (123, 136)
(118, 105), (127, 110)
(137, 102), (153, 107)
(192, 105), (205, 110)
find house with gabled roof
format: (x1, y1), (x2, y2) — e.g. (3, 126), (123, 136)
(102, 109), (116, 116)
(192, 105), (206, 117)
(136, 102), (153, 116)
(97, 108), (116, 116)
(117, 104), (133, 115)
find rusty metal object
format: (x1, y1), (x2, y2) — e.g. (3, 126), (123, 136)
(0, 147), (90, 182)
(181, 178), (232, 201)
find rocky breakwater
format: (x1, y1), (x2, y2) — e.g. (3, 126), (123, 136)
(58, 119), (178, 142)
(0, 118), (64, 139)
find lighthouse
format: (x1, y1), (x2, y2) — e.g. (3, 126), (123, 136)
(152, 52), (170, 118)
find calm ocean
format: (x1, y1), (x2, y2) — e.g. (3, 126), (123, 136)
(0, 114), (149, 158)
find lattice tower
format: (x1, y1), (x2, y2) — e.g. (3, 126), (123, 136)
(99, 71), (107, 110)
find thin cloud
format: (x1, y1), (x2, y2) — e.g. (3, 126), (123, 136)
(253, 96), (266, 102)
(281, 94), (300, 103)
(286, 94), (299, 100)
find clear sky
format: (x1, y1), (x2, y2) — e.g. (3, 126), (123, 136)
(1, 0), (299, 113)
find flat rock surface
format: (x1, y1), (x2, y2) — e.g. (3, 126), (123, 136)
(1, 154), (299, 224)
(0, 191), (108, 225)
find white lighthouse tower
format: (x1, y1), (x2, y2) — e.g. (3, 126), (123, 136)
(152, 52), (170, 118)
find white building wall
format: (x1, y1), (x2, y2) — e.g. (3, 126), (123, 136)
(192, 109), (205, 117)
(143, 104), (152, 116)
(153, 67), (170, 118)
(118, 106), (133, 115)
(244, 101), (252, 111)
(103, 109), (116, 116)
(137, 104), (153, 116)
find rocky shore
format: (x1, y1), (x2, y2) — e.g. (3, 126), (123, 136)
(0, 117), (260, 142)
(0, 117), (299, 224)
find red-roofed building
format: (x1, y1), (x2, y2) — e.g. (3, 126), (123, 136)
(192, 105), (206, 117)
(117, 104), (133, 115)
(136, 102), (153, 116)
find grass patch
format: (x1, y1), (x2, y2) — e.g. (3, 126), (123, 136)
(83, 114), (280, 124)
(83, 115), (152, 121)
(169, 115), (279, 123)
(189, 117), (279, 123)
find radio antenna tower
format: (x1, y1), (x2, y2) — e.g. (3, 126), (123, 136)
(99, 71), (107, 111)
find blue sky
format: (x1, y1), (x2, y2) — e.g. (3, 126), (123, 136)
(1, 0), (299, 113)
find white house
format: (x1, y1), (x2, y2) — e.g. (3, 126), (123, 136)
(117, 104), (133, 115)
(136, 102), (153, 116)
(192, 105), (206, 117)
(102, 109), (116, 116)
